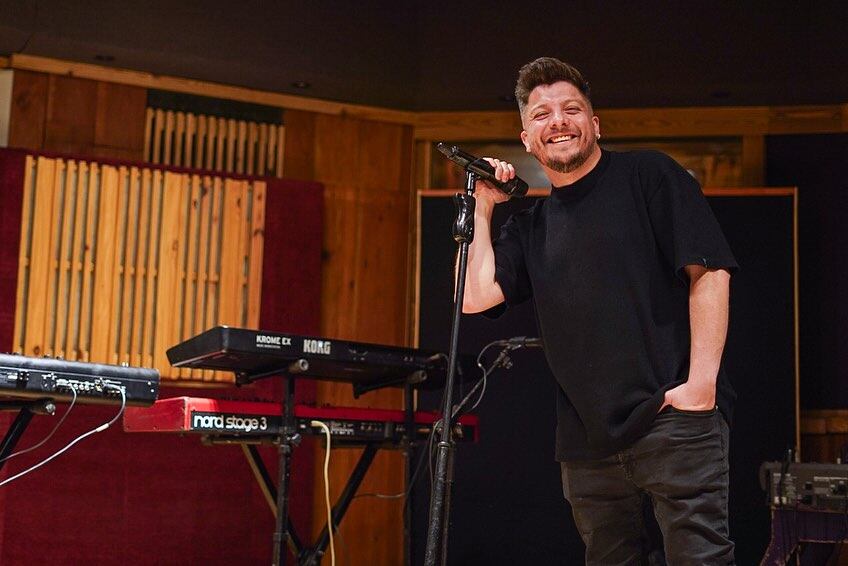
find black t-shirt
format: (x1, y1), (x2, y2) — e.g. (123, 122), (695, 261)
(491, 149), (738, 461)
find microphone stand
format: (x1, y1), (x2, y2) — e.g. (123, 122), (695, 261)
(423, 170), (478, 566)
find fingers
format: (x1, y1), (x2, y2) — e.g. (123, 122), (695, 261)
(474, 179), (510, 204)
(483, 158), (516, 183)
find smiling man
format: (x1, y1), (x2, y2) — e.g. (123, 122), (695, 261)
(463, 57), (738, 565)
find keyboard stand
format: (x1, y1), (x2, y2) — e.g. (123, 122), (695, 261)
(199, 375), (418, 566)
(0, 399), (56, 474)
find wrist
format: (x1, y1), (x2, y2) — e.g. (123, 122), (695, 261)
(474, 196), (495, 217)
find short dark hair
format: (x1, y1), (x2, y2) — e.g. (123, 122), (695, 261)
(515, 57), (591, 113)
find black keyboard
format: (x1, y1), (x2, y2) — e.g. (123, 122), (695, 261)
(166, 326), (449, 393)
(0, 353), (160, 406)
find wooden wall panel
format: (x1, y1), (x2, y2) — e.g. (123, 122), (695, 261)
(44, 75), (97, 154)
(9, 71), (146, 160)
(283, 110), (316, 180)
(8, 70), (48, 150)
(94, 81), (147, 159)
(284, 110), (415, 566)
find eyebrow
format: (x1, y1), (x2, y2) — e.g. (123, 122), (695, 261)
(528, 98), (586, 113)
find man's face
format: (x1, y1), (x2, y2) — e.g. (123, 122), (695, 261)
(520, 81), (600, 175)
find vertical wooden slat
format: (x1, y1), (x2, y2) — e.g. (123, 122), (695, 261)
(144, 108), (154, 162)
(206, 117), (217, 170)
(66, 160), (89, 359)
(276, 126), (286, 178)
(78, 162), (100, 361)
(216, 117), (227, 171)
(204, 177), (223, 331)
(226, 118), (237, 172)
(53, 159), (78, 358)
(236, 120), (247, 174)
(152, 109), (164, 164)
(174, 112), (186, 167)
(217, 179), (245, 326)
(197, 114), (208, 169)
(185, 113), (196, 170)
(193, 176), (214, 381)
(179, 175), (202, 378)
(246, 122), (257, 175)
(141, 169), (163, 369)
(13, 156), (37, 354)
(247, 181), (266, 327)
(153, 172), (187, 373)
(40, 159), (67, 356)
(263, 124), (272, 175)
(163, 111), (175, 166)
(117, 167), (141, 365)
(89, 165), (120, 361)
(104, 167), (130, 364)
(130, 168), (152, 367)
(256, 124), (268, 175)
(239, 180), (252, 325)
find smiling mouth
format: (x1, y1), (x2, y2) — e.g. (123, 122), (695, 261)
(547, 134), (578, 144)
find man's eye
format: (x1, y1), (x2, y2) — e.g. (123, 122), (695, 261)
(534, 113), (548, 120)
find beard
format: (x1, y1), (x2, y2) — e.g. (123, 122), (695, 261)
(538, 137), (598, 174)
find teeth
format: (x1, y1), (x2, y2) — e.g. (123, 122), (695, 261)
(550, 135), (574, 143)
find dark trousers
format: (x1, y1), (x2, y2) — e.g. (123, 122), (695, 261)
(561, 407), (735, 566)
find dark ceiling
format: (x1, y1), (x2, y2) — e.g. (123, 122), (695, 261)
(1, 0), (846, 112)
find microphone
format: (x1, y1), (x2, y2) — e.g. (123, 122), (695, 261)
(502, 336), (543, 349)
(436, 143), (529, 198)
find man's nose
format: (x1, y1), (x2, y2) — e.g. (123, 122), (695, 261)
(550, 109), (570, 128)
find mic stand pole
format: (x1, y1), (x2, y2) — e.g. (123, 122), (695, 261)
(424, 170), (478, 566)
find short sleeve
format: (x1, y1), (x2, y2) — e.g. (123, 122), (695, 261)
(644, 153), (739, 281)
(491, 212), (533, 307)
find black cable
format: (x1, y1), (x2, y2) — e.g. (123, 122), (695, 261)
(352, 435), (431, 502)
(451, 339), (516, 421)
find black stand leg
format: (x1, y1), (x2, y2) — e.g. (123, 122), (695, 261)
(241, 444), (304, 556)
(0, 407), (35, 474)
(272, 377), (299, 566)
(404, 383), (414, 566)
(424, 171), (477, 566)
(0, 400), (56, 474)
(301, 443), (380, 565)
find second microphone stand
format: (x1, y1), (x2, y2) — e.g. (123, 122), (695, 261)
(423, 170), (478, 566)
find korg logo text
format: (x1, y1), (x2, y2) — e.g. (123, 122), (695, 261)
(303, 339), (331, 355)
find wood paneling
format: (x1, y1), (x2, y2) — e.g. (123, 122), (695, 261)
(8, 69), (48, 150)
(44, 75), (98, 153)
(94, 81), (147, 158)
(9, 70), (146, 160)
(10, 54), (416, 125)
(414, 104), (848, 141)
(14, 155), (266, 383)
(283, 110), (316, 181)
(284, 110), (414, 565)
(801, 410), (848, 462)
(741, 135), (765, 186)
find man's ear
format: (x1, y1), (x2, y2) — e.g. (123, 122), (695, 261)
(520, 130), (531, 153)
(592, 115), (600, 138)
